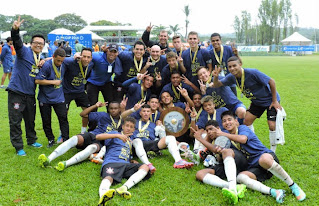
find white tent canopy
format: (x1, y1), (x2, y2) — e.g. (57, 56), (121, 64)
(1, 31), (27, 40)
(49, 28), (75, 35)
(281, 32), (312, 45)
(75, 28), (104, 40)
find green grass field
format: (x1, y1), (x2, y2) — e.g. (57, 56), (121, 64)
(0, 56), (318, 206)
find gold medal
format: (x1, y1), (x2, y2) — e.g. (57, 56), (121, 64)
(134, 56), (143, 72)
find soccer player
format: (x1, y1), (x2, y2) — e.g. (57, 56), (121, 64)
(122, 72), (154, 109)
(0, 37), (13, 88)
(160, 51), (186, 86)
(62, 48), (92, 134)
(160, 90), (194, 111)
(213, 56), (282, 152)
(192, 93), (203, 121)
(161, 70), (199, 103)
(142, 23), (171, 54)
(209, 33), (240, 95)
(220, 111), (306, 204)
(182, 31), (212, 87)
(197, 66), (246, 123)
(7, 16), (44, 156)
(37, 101), (121, 170)
(131, 104), (194, 173)
(35, 48), (69, 147)
(171, 35), (184, 56)
(97, 117), (151, 206)
(192, 120), (248, 204)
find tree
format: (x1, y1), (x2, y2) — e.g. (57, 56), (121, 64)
(53, 13), (87, 32)
(233, 16), (243, 43)
(169, 24), (181, 36)
(183, 5), (190, 39)
(0, 14), (13, 32)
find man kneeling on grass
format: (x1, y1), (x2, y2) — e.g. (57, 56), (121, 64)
(97, 117), (151, 206)
(192, 120), (248, 204)
(219, 111), (306, 204)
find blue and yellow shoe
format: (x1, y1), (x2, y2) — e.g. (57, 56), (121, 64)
(38, 154), (50, 167)
(222, 188), (238, 204)
(116, 186), (131, 200)
(290, 183), (306, 201)
(270, 188), (286, 204)
(98, 189), (115, 206)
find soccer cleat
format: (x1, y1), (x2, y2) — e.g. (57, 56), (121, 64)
(29, 142), (42, 148)
(236, 184), (247, 199)
(55, 161), (66, 172)
(147, 163), (156, 174)
(57, 136), (63, 144)
(47, 140), (56, 148)
(116, 186), (131, 200)
(185, 150), (200, 165)
(146, 151), (157, 159)
(17, 149), (26, 156)
(290, 183), (306, 201)
(173, 159), (194, 169)
(98, 189), (116, 206)
(222, 188), (238, 204)
(91, 158), (103, 164)
(270, 189), (286, 204)
(89, 153), (98, 160)
(38, 154), (50, 167)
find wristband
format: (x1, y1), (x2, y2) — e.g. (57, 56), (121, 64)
(131, 108), (136, 112)
(191, 117), (196, 121)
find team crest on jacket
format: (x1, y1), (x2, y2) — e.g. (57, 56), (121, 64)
(106, 167), (114, 174)
(14, 103), (20, 110)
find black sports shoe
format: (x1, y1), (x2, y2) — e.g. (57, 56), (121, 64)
(47, 140), (56, 148)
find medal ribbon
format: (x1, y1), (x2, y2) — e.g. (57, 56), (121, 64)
(207, 109), (216, 121)
(150, 111), (158, 123)
(172, 83), (182, 100)
(196, 107), (203, 121)
(150, 56), (160, 65)
(79, 61), (88, 80)
(190, 47), (198, 64)
(110, 116), (121, 130)
(231, 128), (241, 150)
(138, 120), (150, 133)
(52, 60), (61, 79)
(134, 56), (143, 72)
(141, 84), (147, 101)
(213, 45), (224, 66)
(33, 51), (41, 66)
(235, 68), (245, 93)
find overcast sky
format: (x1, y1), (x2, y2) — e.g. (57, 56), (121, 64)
(2, 0), (318, 35)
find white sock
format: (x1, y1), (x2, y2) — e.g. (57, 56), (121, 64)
(132, 139), (150, 164)
(237, 173), (271, 194)
(268, 161), (293, 186)
(81, 126), (87, 133)
(166, 136), (182, 162)
(269, 130), (277, 152)
(65, 144), (97, 167)
(95, 146), (106, 159)
(99, 178), (112, 197)
(123, 169), (148, 189)
(203, 173), (229, 188)
(48, 136), (78, 162)
(247, 124), (255, 133)
(223, 156), (237, 192)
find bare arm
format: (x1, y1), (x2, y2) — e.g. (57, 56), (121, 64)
(268, 78), (282, 110)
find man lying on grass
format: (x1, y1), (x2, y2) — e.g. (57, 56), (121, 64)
(216, 111), (305, 204)
(97, 117), (151, 206)
(192, 120), (248, 204)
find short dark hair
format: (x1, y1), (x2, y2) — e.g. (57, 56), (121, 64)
(193, 92), (202, 98)
(53, 48), (66, 57)
(108, 101), (120, 106)
(134, 40), (146, 49)
(81, 47), (92, 55)
(205, 120), (219, 128)
(170, 69), (182, 78)
(75, 40), (79, 43)
(6, 37), (12, 42)
(188, 31), (198, 38)
(196, 66), (207, 74)
(149, 94), (158, 100)
(172, 35), (181, 41)
(221, 110), (236, 120)
(31, 34), (45, 44)
(211, 33), (221, 39)
(123, 116), (136, 125)
(166, 51), (177, 59)
(141, 104), (151, 109)
(227, 56), (240, 63)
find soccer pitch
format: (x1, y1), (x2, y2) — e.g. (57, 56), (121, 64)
(0, 55), (318, 205)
